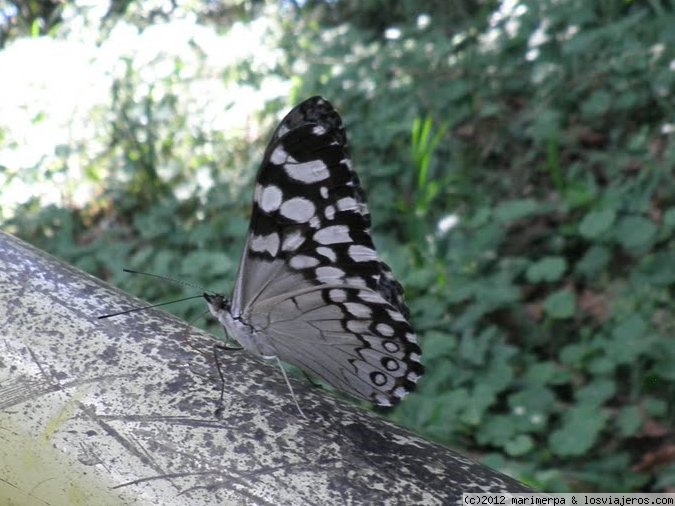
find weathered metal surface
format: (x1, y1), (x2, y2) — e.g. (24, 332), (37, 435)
(0, 230), (531, 505)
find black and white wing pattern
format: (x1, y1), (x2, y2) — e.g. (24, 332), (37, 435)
(205, 96), (423, 407)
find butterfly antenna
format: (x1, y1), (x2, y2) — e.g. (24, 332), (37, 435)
(98, 295), (204, 319)
(274, 357), (307, 419)
(123, 268), (207, 292)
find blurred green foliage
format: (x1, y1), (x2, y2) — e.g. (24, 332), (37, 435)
(2, 0), (675, 493)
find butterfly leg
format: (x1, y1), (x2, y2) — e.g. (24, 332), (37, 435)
(212, 342), (244, 418)
(264, 356), (308, 419)
(212, 344), (227, 418)
(217, 335), (244, 351)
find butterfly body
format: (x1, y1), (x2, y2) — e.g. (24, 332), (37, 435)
(206, 97), (423, 407)
(204, 293), (275, 356)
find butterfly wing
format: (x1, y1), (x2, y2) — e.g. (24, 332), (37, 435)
(248, 285), (422, 406)
(229, 96), (423, 406)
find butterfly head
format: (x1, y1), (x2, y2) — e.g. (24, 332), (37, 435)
(203, 293), (230, 317)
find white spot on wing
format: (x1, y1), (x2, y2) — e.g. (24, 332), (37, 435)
(282, 230), (305, 252)
(329, 289), (347, 302)
(358, 290), (382, 303)
(289, 255), (320, 269)
(316, 266), (345, 282)
(387, 309), (406, 322)
(344, 302), (372, 318)
(284, 159), (330, 183)
(337, 197), (357, 211)
(393, 387), (409, 398)
(280, 197), (315, 222)
(348, 244), (377, 262)
(270, 145), (288, 165)
(383, 341), (400, 353)
(316, 247), (337, 262)
(345, 276), (367, 288)
(376, 323), (394, 336)
(324, 205), (335, 220)
(347, 319), (369, 333)
(371, 372), (387, 386)
(384, 359), (400, 371)
(250, 233), (280, 256)
(260, 185), (283, 212)
(374, 394), (392, 407)
(314, 225), (351, 245)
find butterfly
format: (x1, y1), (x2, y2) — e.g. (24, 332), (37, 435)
(204, 96), (423, 411)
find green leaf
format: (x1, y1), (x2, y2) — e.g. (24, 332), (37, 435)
(644, 398), (667, 417)
(653, 339), (675, 380)
(663, 208), (675, 231)
(458, 327), (497, 366)
(581, 90), (612, 117)
(495, 199), (540, 223)
(549, 405), (609, 456)
(462, 383), (497, 425)
(560, 343), (587, 367)
(636, 251), (675, 287)
(523, 362), (557, 384)
(575, 245), (610, 278)
(180, 250), (231, 277)
(223, 216), (249, 239)
(505, 434), (534, 456)
(576, 379), (616, 406)
(410, 295), (446, 324)
(30, 19), (41, 38)
(421, 332), (456, 360)
(529, 108), (562, 144)
(476, 415), (517, 446)
(133, 212), (172, 240)
(483, 349), (516, 394)
(579, 209), (616, 239)
(607, 315), (649, 364)
(616, 406), (642, 437)
(588, 356), (616, 375)
(434, 388), (470, 421)
(130, 246), (155, 267)
(508, 385), (556, 414)
(526, 256), (567, 283)
(612, 315), (647, 342)
(543, 290), (576, 319)
(151, 250), (177, 276)
(615, 216), (657, 252)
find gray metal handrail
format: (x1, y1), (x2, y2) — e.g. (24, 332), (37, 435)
(0, 230), (531, 505)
